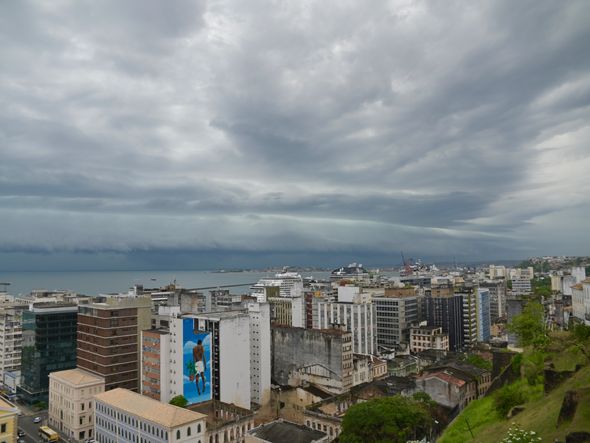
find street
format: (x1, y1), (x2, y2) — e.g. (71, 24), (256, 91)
(18, 411), (48, 443)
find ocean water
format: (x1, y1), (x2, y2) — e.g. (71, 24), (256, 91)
(0, 270), (333, 296)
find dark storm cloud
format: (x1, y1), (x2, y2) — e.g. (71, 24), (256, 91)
(0, 0), (589, 268)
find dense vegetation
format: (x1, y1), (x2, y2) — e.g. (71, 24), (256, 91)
(339, 395), (434, 443)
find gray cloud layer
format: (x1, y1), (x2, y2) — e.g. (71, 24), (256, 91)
(1, 0), (589, 268)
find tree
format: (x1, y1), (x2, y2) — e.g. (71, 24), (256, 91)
(339, 396), (430, 443)
(169, 395), (188, 408)
(507, 301), (548, 349)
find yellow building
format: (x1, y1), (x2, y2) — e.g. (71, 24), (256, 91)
(0, 397), (19, 443)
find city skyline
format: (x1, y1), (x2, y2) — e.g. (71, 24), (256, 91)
(1, 0), (589, 271)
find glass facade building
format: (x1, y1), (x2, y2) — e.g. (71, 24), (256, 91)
(18, 303), (78, 404)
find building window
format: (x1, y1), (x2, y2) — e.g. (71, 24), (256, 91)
(187, 427), (191, 437)
(176, 430), (181, 440)
(0, 424), (5, 433)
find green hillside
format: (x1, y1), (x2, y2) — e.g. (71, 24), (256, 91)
(438, 331), (590, 443)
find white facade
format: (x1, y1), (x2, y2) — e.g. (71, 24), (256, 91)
(572, 267), (586, 284)
(94, 388), (206, 443)
(571, 280), (590, 325)
(511, 277), (532, 296)
(0, 304), (25, 387)
(315, 302), (375, 355)
(337, 286), (360, 303)
(246, 302), (271, 406)
(250, 273), (303, 302)
(169, 313), (251, 409)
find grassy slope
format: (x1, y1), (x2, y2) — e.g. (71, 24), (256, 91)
(438, 334), (590, 443)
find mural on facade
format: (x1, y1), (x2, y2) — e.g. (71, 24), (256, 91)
(182, 318), (212, 404)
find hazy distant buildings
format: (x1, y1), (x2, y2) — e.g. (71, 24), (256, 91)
(511, 277), (532, 296)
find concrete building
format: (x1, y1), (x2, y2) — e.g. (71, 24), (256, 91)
(511, 277), (532, 296)
(572, 267), (587, 284)
(457, 286), (478, 349)
(0, 398), (18, 443)
(426, 284), (464, 351)
(94, 388), (207, 443)
(246, 302), (271, 406)
(409, 326), (449, 353)
(314, 301), (375, 355)
(0, 302), (27, 393)
(571, 279), (590, 325)
(506, 297), (525, 346)
(373, 290), (418, 353)
(247, 419), (328, 443)
(18, 303), (78, 404)
(77, 295), (152, 392)
(267, 296), (304, 328)
(272, 327), (353, 395)
(250, 273), (303, 302)
(479, 280), (506, 322)
(189, 400), (255, 443)
(476, 288), (491, 342)
(488, 265), (507, 279)
(141, 329), (170, 401)
(169, 312), (251, 409)
(48, 368), (105, 442)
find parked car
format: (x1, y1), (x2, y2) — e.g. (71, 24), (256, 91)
(17, 430), (25, 437)
(33, 416), (41, 423)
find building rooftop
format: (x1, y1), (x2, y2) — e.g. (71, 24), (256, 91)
(94, 388), (206, 428)
(249, 419), (326, 443)
(49, 368), (104, 386)
(0, 397), (19, 416)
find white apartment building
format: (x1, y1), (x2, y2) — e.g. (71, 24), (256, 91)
(250, 273), (303, 302)
(94, 388), (206, 443)
(0, 303), (26, 391)
(511, 277), (532, 296)
(315, 301), (375, 355)
(48, 368), (105, 442)
(572, 279), (590, 325)
(245, 302), (271, 406)
(169, 312), (251, 409)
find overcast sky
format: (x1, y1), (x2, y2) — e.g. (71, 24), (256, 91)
(1, 0), (589, 270)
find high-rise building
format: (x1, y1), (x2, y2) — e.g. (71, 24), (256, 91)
(459, 287), (478, 349)
(373, 289), (418, 352)
(315, 301), (375, 355)
(77, 295), (152, 392)
(250, 273), (303, 302)
(479, 280), (506, 322)
(426, 284), (464, 351)
(246, 302), (271, 406)
(18, 303), (78, 404)
(169, 312), (251, 409)
(476, 288), (491, 342)
(0, 302), (27, 392)
(141, 329), (170, 401)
